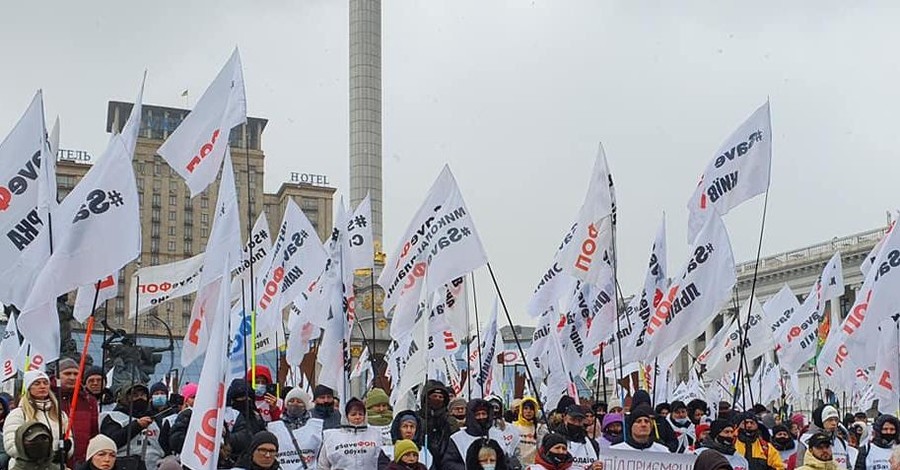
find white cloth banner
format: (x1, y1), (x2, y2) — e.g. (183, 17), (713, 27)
(775, 281), (824, 373)
(256, 198), (327, 333)
(347, 194), (374, 271)
(687, 101), (772, 242)
(0, 316), (20, 381)
(379, 165), (488, 338)
(157, 49), (246, 197)
(761, 284), (801, 355)
(230, 212), (272, 299)
(526, 225), (579, 318)
(873, 317), (899, 414)
(470, 299), (500, 399)
(0, 92), (51, 308)
(618, 215), (668, 364)
(705, 295), (771, 379)
(130, 253), (205, 316)
(180, 269), (231, 470)
(600, 448), (694, 468)
(74, 273), (118, 322)
(642, 214), (735, 358)
(558, 143), (615, 285)
(820, 252), (845, 301)
(349, 346), (372, 381)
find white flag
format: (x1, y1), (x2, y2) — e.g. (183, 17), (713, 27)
(157, 49), (246, 197)
(558, 143), (615, 285)
(0, 316), (20, 381)
(705, 295), (772, 380)
(182, 151), (242, 367)
(256, 198), (328, 333)
(74, 274), (118, 322)
(379, 165), (488, 337)
(350, 346), (372, 381)
(130, 253), (205, 316)
(873, 317), (900, 414)
(230, 212), (272, 298)
(470, 299), (499, 399)
(389, 316), (427, 411)
(775, 281), (824, 373)
(642, 214), (735, 358)
(687, 102), (772, 242)
(820, 252), (844, 301)
(180, 271), (231, 470)
(0, 92), (52, 308)
(761, 284), (801, 353)
(526, 224), (579, 318)
(347, 194), (374, 271)
(619, 215), (668, 364)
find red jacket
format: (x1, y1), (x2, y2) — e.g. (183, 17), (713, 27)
(57, 386), (99, 467)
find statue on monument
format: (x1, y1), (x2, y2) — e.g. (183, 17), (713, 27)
(101, 320), (172, 391)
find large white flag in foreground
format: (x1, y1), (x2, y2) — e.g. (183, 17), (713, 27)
(157, 48), (246, 197)
(379, 166), (488, 338)
(642, 214), (735, 359)
(687, 102), (772, 242)
(0, 316), (20, 381)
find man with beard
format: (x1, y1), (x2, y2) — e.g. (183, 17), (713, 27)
(733, 411), (784, 470)
(665, 401), (695, 453)
(854, 414), (900, 470)
(610, 404), (669, 453)
(99, 383), (165, 470)
(555, 405), (601, 468)
(311, 385), (341, 430)
(694, 419), (750, 470)
(799, 405), (853, 470)
(418, 380), (458, 468)
(771, 425), (798, 470)
(797, 433), (838, 470)
(442, 399), (509, 470)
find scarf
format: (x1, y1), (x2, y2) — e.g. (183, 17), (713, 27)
(32, 398), (52, 412)
(282, 410), (311, 430)
(368, 410), (393, 427)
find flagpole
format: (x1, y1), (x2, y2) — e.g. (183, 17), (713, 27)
(734, 188), (770, 410)
(465, 279), (473, 399)
(369, 269), (379, 386)
(470, 272), (484, 397)
(240, 279), (249, 384)
(485, 263), (546, 420)
(243, 131), (258, 390)
(126, 274), (141, 457)
(730, 288), (755, 408)
(65, 281), (102, 440)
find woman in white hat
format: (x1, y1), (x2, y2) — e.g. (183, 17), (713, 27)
(3, 370), (72, 468)
(78, 435), (119, 470)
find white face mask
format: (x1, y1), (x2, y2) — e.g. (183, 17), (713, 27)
(481, 466), (495, 470)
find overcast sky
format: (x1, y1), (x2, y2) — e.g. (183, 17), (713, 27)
(3, 1), (899, 327)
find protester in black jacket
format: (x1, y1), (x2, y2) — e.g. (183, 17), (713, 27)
(417, 380), (458, 469)
(226, 379), (266, 459)
(630, 389), (679, 452)
(310, 385), (341, 431)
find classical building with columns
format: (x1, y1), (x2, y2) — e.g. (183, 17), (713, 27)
(673, 224), (889, 411)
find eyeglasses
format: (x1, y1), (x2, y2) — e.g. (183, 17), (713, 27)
(255, 448), (277, 457)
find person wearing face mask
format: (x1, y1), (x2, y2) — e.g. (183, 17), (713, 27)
(247, 366), (282, 423)
(486, 395), (521, 466)
(798, 406), (853, 470)
(267, 388), (321, 470)
(53, 357), (99, 467)
(99, 383), (164, 470)
(365, 388), (393, 446)
(442, 399), (510, 470)
(311, 385), (341, 431)
(797, 433), (838, 470)
(611, 404), (669, 453)
(526, 434), (574, 470)
(693, 419), (750, 470)
(666, 401), (696, 453)
(227, 379), (268, 459)
(448, 398), (467, 429)
(166, 383), (198, 455)
(4, 372), (73, 470)
(853, 414), (899, 470)
(317, 397), (382, 469)
(733, 411), (784, 470)
(599, 413), (624, 449)
(148, 382), (175, 423)
(377, 411), (432, 470)
(385, 440), (427, 470)
(513, 397), (547, 465)
(11, 421), (55, 470)
(417, 380), (458, 467)
(770, 425), (798, 470)
(554, 405), (601, 467)
(465, 441), (510, 470)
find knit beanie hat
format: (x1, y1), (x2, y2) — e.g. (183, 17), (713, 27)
(449, 397), (466, 410)
(365, 388), (389, 409)
(180, 383), (198, 400)
(58, 358), (78, 373)
(314, 384), (335, 399)
(150, 382), (169, 395)
(24, 370), (49, 391)
(709, 419), (732, 438)
(821, 405), (840, 423)
(541, 433), (568, 452)
(394, 439), (418, 462)
(86, 435), (117, 460)
(84, 366), (104, 382)
(249, 431), (279, 453)
(285, 387), (313, 410)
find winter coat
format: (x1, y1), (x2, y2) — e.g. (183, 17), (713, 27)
(99, 407), (165, 470)
(316, 425), (382, 470)
(629, 390), (679, 452)
(168, 409), (191, 455)
(416, 380), (457, 468)
(56, 386), (99, 466)
(310, 407), (341, 431)
(441, 399), (508, 470)
(694, 440), (750, 470)
(694, 450), (734, 470)
(796, 449), (838, 470)
(384, 463), (428, 470)
(376, 411), (432, 470)
(227, 410), (267, 459)
(798, 430), (853, 470)
(3, 404), (72, 470)
(610, 440), (670, 452)
(10, 422), (55, 470)
(512, 397), (547, 466)
(268, 417), (322, 470)
(734, 436), (785, 470)
(463, 437), (509, 470)
(854, 414), (900, 470)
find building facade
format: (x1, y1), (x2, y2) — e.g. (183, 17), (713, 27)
(57, 101), (335, 342)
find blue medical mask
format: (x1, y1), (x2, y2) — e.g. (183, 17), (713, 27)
(151, 395), (167, 408)
(254, 385), (267, 397)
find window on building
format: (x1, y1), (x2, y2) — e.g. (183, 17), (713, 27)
(201, 227), (209, 238)
(115, 311), (124, 325)
(168, 240), (176, 252)
(201, 197), (209, 209)
(182, 314), (190, 329)
(184, 226), (193, 238)
(153, 179), (161, 191)
(169, 211), (177, 221)
(137, 162), (145, 175)
(136, 178), (144, 190)
(151, 223), (160, 238)
(169, 195), (176, 206)
(154, 163), (160, 176)
(152, 194), (161, 207)
(201, 213), (209, 224)
(151, 254), (159, 265)
(151, 239), (159, 253)
(138, 193), (143, 205)
(185, 240), (193, 254)
(151, 208), (160, 222)
(168, 226), (176, 236)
